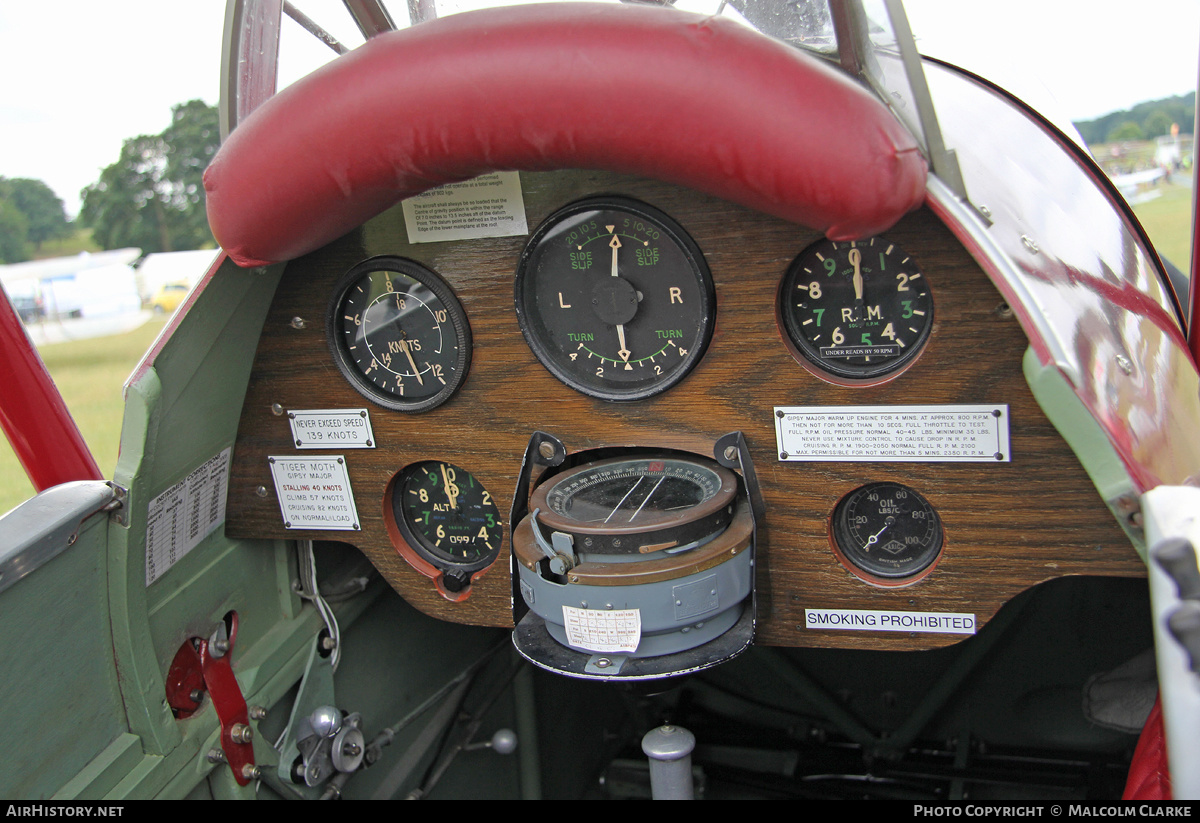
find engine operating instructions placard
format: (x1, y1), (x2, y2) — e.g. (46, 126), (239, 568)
(774, 405), (1010, 463)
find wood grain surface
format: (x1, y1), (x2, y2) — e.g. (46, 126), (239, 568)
(226, 170), (1143, 651)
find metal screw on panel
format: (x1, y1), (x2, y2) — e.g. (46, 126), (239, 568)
(978, 205), (992, 219)
(538, 442), (556, 460)
(1020, 235), (1039, 254)
(256, 486), (268, 498)
(249, 705), (268, 720)
(594, 658), (612, 669)
(723, 446), (738, 462)
(241, 764), (262, 780)
(207, 748), (227, 764)
(1115, 355), (1134, 375)
(995, 303), (1013, 319)
(290, 316), (306, 329)
(231, 723), (253, 744)
(271, 403), (284, 416)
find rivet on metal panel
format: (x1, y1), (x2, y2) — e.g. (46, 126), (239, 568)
(290, 316), (306, 329)
(1020, 235), (1039, 254)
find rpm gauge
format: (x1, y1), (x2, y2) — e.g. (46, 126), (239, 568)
(779, 236), (933, 381)
(328, 257), (471, 412)
(515, 196), (715, 401)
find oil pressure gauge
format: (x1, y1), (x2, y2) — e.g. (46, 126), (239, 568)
(779, 236), (933, 381)
(515, 196), (715, 401)
(832, 482), (943, 582)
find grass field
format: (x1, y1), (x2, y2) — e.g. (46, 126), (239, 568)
(1131, 183), (1194, 271)
(0, 318), (167, 515)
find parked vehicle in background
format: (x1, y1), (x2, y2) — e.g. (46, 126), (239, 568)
(148, 281), (190, 314)
(10, 293), (43, 324)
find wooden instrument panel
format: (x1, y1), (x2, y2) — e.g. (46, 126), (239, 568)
(226, 170), (1142, 651)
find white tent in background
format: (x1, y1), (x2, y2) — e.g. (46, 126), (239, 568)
(135, 249), (219, 302)
(0, 249), (142, 319)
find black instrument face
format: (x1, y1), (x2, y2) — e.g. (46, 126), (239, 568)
(515, 196), (715, 401)
(393, 461), (502, 589)
(779, 237), (933, 381)
(832, 482), (943, 580)
(328, 257), (471, 412)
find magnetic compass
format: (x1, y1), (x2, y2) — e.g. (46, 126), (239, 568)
(530, 455), (738, 554)
(779, 236), (933, 381)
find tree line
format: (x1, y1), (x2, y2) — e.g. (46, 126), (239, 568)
(0, 100), (219, 264)
(1073, 92), (1196, 145)
(3, 91), (1194, 266)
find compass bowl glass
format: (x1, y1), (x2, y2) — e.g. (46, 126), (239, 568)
(531, 455), (738, 554)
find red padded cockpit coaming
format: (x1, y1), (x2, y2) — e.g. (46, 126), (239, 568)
(204, 3), (928, 268)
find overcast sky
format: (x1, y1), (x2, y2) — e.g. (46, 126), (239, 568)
(1, 0), (1196, 218)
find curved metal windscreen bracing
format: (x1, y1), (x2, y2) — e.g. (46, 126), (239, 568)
(204, 3), (927, 268)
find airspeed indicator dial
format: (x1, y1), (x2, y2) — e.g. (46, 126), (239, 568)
(328, 257), (471, 412)
(779, 236), (933, 381)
